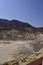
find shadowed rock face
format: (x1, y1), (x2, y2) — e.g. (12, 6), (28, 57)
(0, 19), (34, 30)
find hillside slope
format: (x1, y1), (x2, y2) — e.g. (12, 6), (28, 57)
(0, 19), (43, 32)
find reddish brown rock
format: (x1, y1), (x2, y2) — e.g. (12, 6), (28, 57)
(27, 57), (43, 65)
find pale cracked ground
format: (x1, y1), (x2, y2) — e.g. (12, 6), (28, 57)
(0, 39), (43, 65)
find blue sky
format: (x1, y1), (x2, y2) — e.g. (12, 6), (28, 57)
(0, 0), (43, 27)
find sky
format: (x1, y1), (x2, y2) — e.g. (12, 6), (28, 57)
(0, 0), (43, 27)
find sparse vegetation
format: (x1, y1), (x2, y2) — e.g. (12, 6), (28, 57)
(3, 42), (10, 44)
(21, 57), (26, 62)
(3, 63), (8, 65)
(12, 61), (19, 65)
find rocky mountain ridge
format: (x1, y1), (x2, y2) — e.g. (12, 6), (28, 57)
(0, 19), (43, 32)
(0, 19), (43, 40)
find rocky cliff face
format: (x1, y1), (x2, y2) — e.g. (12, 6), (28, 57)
(0, 19), (43, 40)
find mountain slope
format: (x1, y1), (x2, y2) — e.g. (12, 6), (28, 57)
(0, 19), (43, 32)
(0, 19), (34, 31)
(0, 19), (43, 40)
